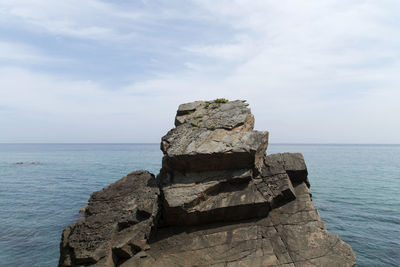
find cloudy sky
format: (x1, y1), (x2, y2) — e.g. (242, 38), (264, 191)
(1, 0), (399, 143)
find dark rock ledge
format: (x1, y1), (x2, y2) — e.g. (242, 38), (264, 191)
(59, 99), (356, 267)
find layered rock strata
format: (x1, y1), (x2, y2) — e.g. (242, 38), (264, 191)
(59, 99), (356, 267)
(161, 100), (268, 172)
(159, 100), (271, 226)
(59, 171), (160, 266)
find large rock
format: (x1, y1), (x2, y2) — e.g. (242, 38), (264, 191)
(174, 100), (253, 129)
(160, 168), (269, 226)
(59, 171), (160, 267)
(59, 99), (356, 267)
(260, 153), (310, 187)
(159, 153), (305, 226)
(120, 183), (356, 267)
(161, 100), (268, 172)
(159, 99), (272, 226)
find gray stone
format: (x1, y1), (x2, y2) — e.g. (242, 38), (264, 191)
(59, 171), (160, 267)
(253, 173), (296, 208)
(59, 99), (355, 267)
(159, 158), (298, 226)
(174, 100), (252, 129)
(162, 127), (268, 172)
(160, 169), (269, 226)
(120, 183), (355, 267)
(176, 101), (203, 116)
(260, 153), (310, 187)
(163, 99), (268, 172)
(281, 153), (309, 186)
(268, 183), (356, 267)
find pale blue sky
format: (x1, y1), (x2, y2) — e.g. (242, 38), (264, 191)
(1, 0), (399, 143)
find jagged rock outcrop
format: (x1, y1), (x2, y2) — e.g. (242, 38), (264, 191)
(161, 100), (268, 172)
(59, 99), (356, 267)
(59, 171), (160, 266)
(159, 100), (271, 226)
(121, 183), (355, 267)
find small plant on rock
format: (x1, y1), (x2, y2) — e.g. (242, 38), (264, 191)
(207, 125), (216, 131)
(214, 98), (229, 103)
(191, 122), (200, 127)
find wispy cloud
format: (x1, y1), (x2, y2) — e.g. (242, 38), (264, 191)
(0, 1), (399, 143)
(1, 0), (132, 41)
(0, 40), (70, 66)
(0, 0), (212, 43)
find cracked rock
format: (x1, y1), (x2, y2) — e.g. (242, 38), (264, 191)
(59, 171), (160, 267)
(59, 99), (355, 267)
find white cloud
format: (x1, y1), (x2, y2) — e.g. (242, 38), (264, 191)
(0, 0), (209, 43)
(0, 40), (69, 65)
(184, 35), (259, 61)
(0, 67), (176, 142)
(180, 0), (400, 143)
(1, 0), (143, 41)
(0, 41), (43, 62)
(0, 1), (399, 143)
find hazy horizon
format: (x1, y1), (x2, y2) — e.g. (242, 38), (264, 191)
(1, 142), (399, 145)
(1, 1), (399, 143)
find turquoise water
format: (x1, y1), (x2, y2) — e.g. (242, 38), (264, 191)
(0, 144), (399, 266)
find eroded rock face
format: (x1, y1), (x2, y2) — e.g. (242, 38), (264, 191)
(160, 168), (271, 226)
(260, 153), (310, 187)
(59, 171), (160, 267)
(161, 100), (268, 172)
(158, 153), (304, 226)
(121, 183), (355, 267)
(59, 99), (355, 267)
(159, 100), (273, 226)
(174, 100), (252, 129)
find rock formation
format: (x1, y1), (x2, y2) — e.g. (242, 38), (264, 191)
(59, 171), (160, 266)
(59, 99), (356, 267)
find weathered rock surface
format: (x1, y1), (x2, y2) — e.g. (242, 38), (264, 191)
(158, 153), (303, 226)
(162, 100), (268, 172)
(159, 99), (272, 226)
(174, 100), (252, 129)
(260, 153), (310, 187)
(121, 183), (355, 267)
(59, 171), (160, 267)
(59, 99), (355, 267)
(160, 168), (270, 226)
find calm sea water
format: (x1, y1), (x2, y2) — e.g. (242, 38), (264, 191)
(0, 144), (399, 266)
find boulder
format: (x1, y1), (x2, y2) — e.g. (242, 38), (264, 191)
(59, 171), (160, 267)
(160, 168), (270, 225)
(159, 154), (302, 226)
(159, 150), (309, 226)
(260, 153), (310, 187)
(162, 100), (268, 172)
(174, 100), (252, 129)
(59, 99), (356, 267)
(158, 99), (273, 225)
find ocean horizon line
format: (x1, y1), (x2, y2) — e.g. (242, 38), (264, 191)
(0, 142), (399, 146)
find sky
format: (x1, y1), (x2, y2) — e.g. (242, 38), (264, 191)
(0, 0), (399, 143)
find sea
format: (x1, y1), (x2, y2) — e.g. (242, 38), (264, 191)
(0, 143), (399, 267)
